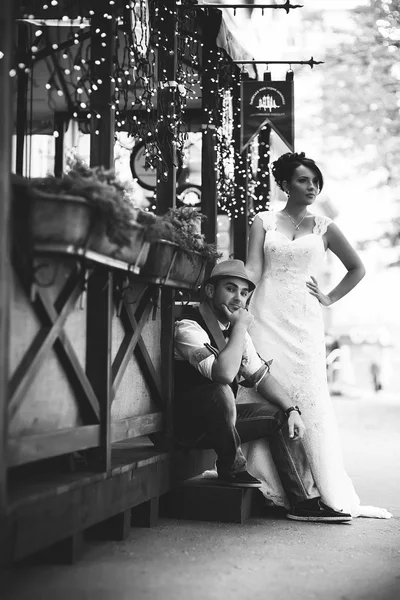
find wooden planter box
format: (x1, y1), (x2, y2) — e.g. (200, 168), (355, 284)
(16, 188), (94, 247)
(13, 186), (150, 272)
(89, 220), (150, 271)
(139, 239), (207, 289)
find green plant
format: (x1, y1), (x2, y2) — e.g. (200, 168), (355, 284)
(135, 210), (176, 244)
(30, 156), (139, 249)
(162, 206), (221, 262)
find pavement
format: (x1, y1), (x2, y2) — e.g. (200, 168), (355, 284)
(2, 391), (400, 600)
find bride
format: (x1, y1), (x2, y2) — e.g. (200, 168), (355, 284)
(243, 151), (391, 519)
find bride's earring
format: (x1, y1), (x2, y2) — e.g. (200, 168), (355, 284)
(286, 189), (290, 199)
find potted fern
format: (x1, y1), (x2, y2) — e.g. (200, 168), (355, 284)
(13, 158), (150, 271)
(138, 207), (221, 289)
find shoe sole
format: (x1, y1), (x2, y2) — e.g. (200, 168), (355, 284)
(286, 514), (352, 523)
(217, 481), (262, 488)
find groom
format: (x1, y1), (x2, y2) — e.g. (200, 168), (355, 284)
(173, 259), (352, 523)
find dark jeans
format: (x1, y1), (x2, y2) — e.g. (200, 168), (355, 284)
(174, 382), (319, 506)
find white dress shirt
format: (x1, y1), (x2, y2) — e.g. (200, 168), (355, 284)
(174, 317), (271, 388)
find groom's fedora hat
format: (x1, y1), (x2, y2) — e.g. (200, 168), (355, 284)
(205, 259), (256, 291)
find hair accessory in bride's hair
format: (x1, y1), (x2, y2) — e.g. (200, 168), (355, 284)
(271, 151), (324, 193)
(283, 152), (306, 162)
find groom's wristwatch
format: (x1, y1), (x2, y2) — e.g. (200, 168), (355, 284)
(285, 406), (302, 418)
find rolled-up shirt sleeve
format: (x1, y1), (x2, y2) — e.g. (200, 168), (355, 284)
(239, 333), (273, 388)
(174, 320), (217, 380)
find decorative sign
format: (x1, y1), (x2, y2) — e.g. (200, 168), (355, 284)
(130, 142), (157, 190)
(240, 81), (294, 152)
(177, 185), (201, 207)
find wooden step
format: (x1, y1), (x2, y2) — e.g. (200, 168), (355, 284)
(160, 475), (260, 524)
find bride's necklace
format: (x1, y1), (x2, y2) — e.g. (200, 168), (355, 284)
(284, 209), (308, 231)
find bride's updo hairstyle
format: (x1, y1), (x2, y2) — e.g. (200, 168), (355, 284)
(271, 152), (324, 194)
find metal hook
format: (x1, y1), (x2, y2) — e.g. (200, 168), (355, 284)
(79, 268), (90, 310)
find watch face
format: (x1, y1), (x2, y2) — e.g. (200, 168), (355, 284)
(130, 142), (157, 190)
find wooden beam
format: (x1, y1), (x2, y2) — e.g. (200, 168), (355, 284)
(134, 337), (164, 408)
(111, 287), (154, 397)
(111, 413), (164, 443)
(89, 4), (115, 169)
(0, 0), (13, 514)
(233, 147), (249, 260)
(77, 9), (116, 474)
(159, 288), (175, 447)
(7, 425), (100, 468)
(7, 412), (165, 467)
(154, 3), (178, 446)
(86, 270), (113, 473)
(201, 32), (218, 276)
(54, 113), (66, 177)
(15, 23), (29, 175)
(233, 84), (249, 261)
(156, 1), (178, 215)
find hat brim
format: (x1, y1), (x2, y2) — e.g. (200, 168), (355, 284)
(205, 274), (255, 292)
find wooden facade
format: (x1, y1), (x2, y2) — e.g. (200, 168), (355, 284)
(0, 0), (252, 564)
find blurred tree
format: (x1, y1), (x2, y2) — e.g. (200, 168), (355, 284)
(296, 1), (400, 257)
(318, 0), (400, 189)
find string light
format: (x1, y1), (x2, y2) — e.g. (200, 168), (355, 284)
(12, 0), (277, 220)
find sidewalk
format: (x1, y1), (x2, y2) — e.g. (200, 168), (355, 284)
(3, 392), (400, 600)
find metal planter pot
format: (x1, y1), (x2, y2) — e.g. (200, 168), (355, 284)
(140, 239), (207, 289)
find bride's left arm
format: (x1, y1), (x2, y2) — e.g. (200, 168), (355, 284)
(246, 215), (265, 284)
(316, 222), (366, 305)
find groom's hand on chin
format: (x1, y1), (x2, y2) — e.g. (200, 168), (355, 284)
(221, 304), (253, 330)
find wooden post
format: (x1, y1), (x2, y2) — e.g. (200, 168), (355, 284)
(0, 0), (13, 519)
(201, 34), (218, 275)
(255, 125), (271, 211)
(156, 2), (178, 447)
(54, 113), (66, 177)
(233, 149), (249, 261)
(86, 270), (113, 473)
(15, 22), (28, 175)
(232, 77), (249, 261)
(156, 0), (177, 215)
(86, 3), (116, 473)
(89, 4), (115, 170)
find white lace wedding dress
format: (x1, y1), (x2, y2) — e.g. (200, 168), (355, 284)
(240, 211), (391, 518)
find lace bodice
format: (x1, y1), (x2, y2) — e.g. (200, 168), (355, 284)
(249, 211), (332, 344)
(257, 211), (332, 282)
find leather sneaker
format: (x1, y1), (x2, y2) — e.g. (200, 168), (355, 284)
(218, 471), (262, 488)
(287, 498), (352, 523)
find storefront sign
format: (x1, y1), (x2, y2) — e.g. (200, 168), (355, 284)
(240, 80), (294, 152)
